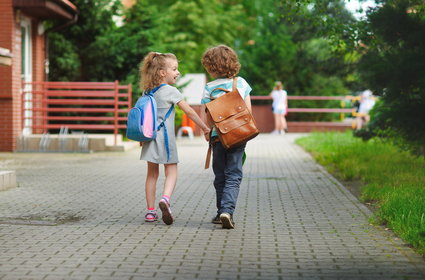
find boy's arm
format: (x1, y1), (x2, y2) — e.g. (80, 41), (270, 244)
(177, 100), (210, 141)
(244, 95), (253, 113)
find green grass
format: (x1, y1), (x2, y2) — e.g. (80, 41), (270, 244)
(296, 131), (425, 255)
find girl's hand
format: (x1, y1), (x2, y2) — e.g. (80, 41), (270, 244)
(203, 128), (211, 141)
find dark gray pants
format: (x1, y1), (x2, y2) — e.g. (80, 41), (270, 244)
(212, 140), (246, 215)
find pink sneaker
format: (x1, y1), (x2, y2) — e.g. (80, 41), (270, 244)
(144, 212), (158, 222)
(159, 198), (174, 225)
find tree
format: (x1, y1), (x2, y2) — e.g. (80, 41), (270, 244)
(151, 0), (249, 75)
(48, 0), (250, 88)
(238, 0), (356, 121)
(355, 0), (425, 155)
(84, 0), (162, 85)
(48, 0), (121, 81)
(47, 0), (360, 124)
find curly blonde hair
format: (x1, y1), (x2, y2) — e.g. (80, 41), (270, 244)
(139, 52), (177, 92)
(201, 45), (241, 78)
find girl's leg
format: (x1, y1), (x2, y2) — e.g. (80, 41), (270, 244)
(280, 114), (287, 133)
(282, 116), (288, 130)
(145, 161), (159, 209)
(273, 114), (280, 133)
(163, 163), (177, 197)
(159, 163), (177, 225)
(277, 113), (282, 130)
(276, 114), (281, 131)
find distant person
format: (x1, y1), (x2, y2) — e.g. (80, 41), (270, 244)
(356, 89), (376, 130)
(139, 52), (210, 225)
(269, 81), (288, 135)
(201, 45), (253, 229)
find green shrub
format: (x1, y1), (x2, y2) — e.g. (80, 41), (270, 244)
(297, 131), (425, 255)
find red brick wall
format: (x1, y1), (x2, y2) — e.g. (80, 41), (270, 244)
(0, 0), (14, 102)
(0, 0), (19, 151)
(252, 105), (275, 133)
(0, 2), (46, 151)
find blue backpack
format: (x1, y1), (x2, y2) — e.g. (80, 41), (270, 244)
(126, 84), (174, 161)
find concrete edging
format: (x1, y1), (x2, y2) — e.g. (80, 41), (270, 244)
(0, 171), (16, 191)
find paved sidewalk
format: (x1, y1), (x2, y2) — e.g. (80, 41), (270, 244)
(0, 134), (424, 280)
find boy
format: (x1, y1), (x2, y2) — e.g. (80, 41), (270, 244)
(201, 45), (253, 229)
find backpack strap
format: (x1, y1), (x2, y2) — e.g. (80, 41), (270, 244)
(145, 83), (167, 96)
(232, 77), (238, 91)
(209, 77), (238, 100)
(211, 87), (229, 93)
(144, 83), (173, 161)
(157, 104), (175, 162)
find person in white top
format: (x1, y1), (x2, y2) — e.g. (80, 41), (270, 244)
(269, 81), (288, 135)
(356, 89), (376, 130)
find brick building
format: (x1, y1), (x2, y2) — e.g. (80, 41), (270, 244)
(0, 0), (77, 152)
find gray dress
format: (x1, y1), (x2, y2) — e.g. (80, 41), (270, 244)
(140, 85), (183, 164)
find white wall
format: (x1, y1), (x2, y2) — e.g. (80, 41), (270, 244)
(177, 73), (206, 105)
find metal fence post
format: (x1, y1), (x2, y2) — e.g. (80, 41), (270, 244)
(114, 80), (119, 146)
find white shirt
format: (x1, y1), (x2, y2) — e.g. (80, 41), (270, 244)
(271, 89), (287, 110)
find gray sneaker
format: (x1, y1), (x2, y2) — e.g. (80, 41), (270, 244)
(212, 214), (221, 224)
(220, 213), (234, 229)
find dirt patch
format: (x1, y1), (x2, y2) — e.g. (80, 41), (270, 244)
(0, 213), (83, 226)
(342, 179), (364, 200)
(333, 175), (380, 213)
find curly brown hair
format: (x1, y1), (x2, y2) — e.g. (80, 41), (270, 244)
(201, 45), (241, 78)
(139, 52), (177, 92)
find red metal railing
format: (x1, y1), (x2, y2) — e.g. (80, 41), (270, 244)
(251, 95), (354, 119)
(250, 95), (358, 132)
(251, 95), (354, 112)
(22, 81), (132, 145)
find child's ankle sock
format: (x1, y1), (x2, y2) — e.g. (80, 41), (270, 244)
(147, 208), (156, 213)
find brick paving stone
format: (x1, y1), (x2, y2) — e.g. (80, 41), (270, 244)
(0, 134), (424, 279)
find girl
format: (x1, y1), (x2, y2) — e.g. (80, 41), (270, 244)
(269, 81), (288, 135)
(140, 52), (210, 225)
(201, 45), (253, 229)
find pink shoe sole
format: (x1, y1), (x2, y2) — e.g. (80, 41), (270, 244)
(159, 199), (174, 225)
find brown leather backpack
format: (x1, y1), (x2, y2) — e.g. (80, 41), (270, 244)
(204, 77), (259, 168)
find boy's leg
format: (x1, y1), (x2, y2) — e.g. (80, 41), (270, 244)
(145, 162), (159, 209)
(212, 141), (226, 214)
(220, 144), (245, 215)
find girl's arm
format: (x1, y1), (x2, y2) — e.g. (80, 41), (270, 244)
(177, 100), (210, 141)
(201, 104), (214, 128)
